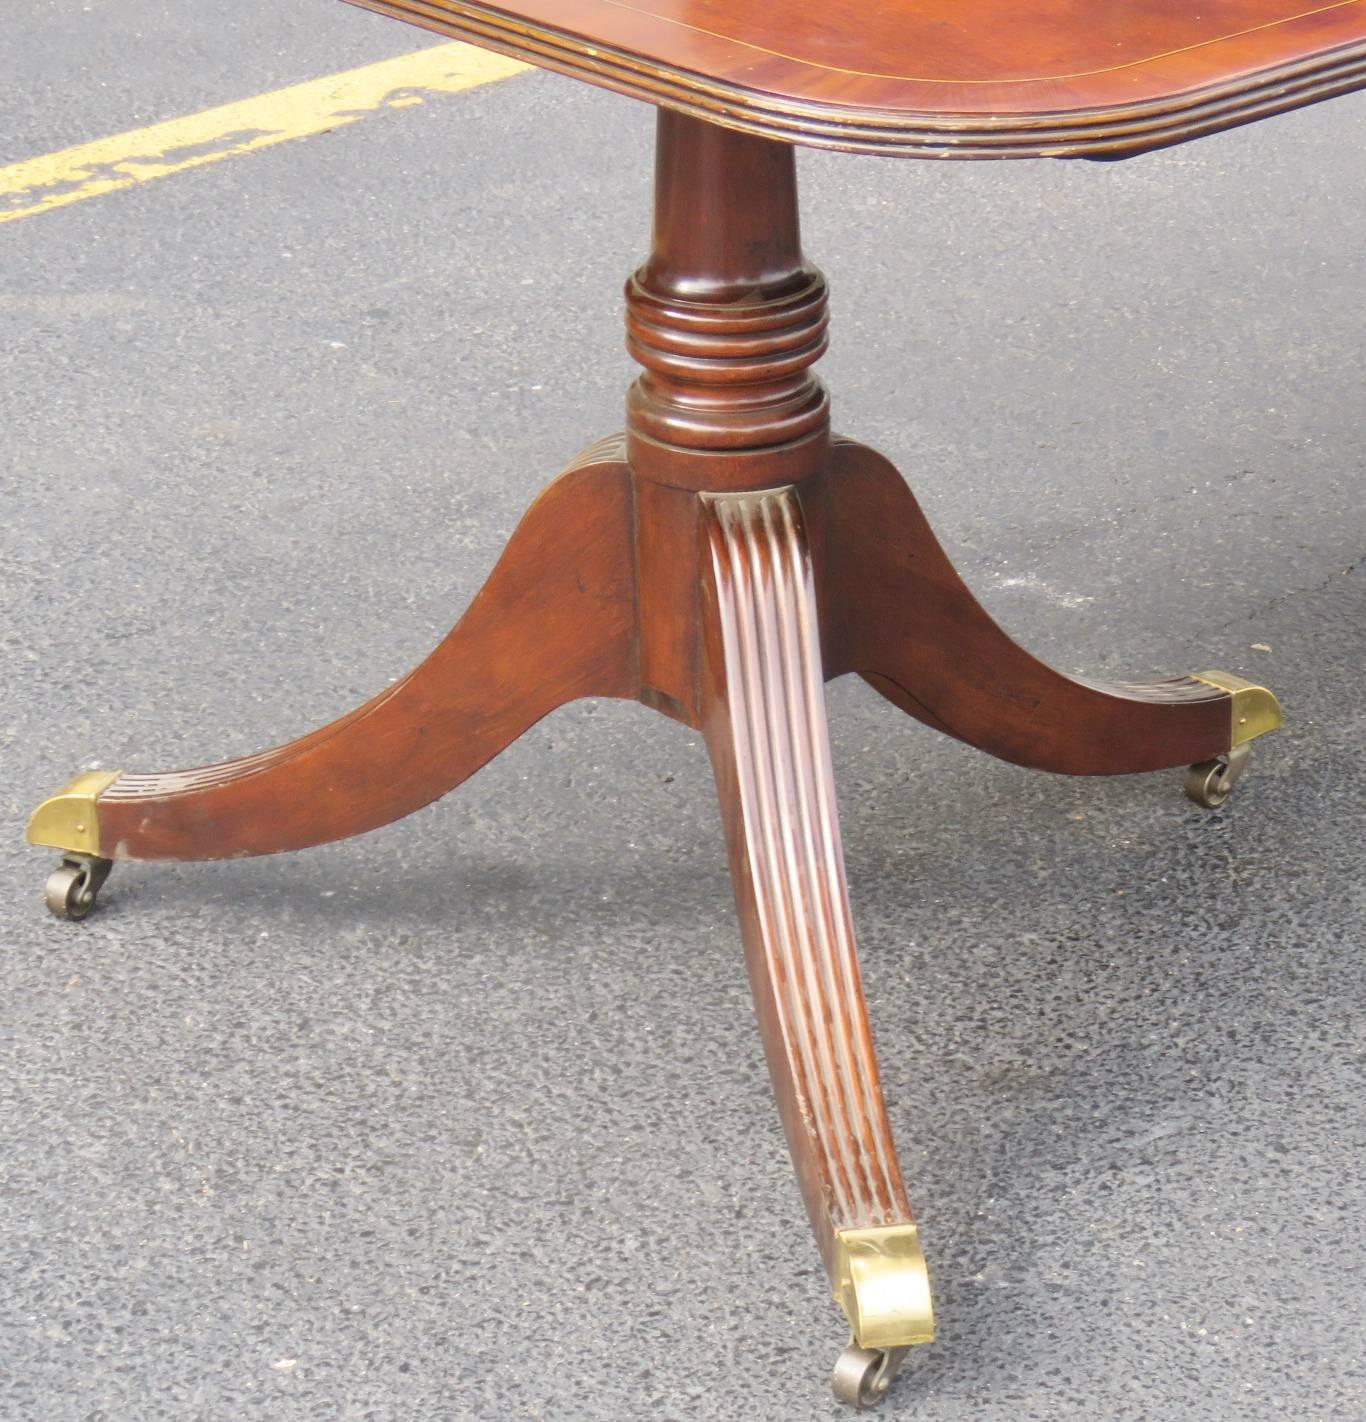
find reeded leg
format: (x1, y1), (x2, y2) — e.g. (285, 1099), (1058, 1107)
(700, 487), (933, 1408)
(27, 441), (638, 909)
(817, 438), (1282, 778)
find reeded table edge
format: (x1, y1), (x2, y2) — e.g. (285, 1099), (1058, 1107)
(345, 0), (1366, 157)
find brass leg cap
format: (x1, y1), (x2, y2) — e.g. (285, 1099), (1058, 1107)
(833, 1224), (935, 1351)
(1192, 670), (1283, 747)
(26, 771), (119, 855)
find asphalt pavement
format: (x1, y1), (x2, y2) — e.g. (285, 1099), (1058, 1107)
(3, 5), (1364, 1420)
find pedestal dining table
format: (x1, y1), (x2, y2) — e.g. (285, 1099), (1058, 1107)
(28, 1), (1366, 1409)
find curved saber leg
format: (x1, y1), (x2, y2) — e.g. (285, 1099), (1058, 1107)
(700, 487), (933, 1409)
(28, 445), (638, 885)
(818, 439), (1281, 779)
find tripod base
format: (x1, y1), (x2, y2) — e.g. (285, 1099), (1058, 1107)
(26, 111), (1283, 1409)
(25, 441), (1279, 1402)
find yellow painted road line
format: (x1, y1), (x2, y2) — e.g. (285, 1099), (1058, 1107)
(0, 42), (528, 226)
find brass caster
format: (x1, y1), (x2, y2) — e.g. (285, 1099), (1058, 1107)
(832, 1343), (909, 1410)
(1184, 742), (1252, 808)
(44, 855), (113, 921)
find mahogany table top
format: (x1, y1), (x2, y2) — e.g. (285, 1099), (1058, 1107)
(348, 0), (1366, 156)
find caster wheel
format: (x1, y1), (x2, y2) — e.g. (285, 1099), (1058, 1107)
(44, 855), (113, 921)
(832, 1344), (908, 1410)
(1184, 743), (1252, 809)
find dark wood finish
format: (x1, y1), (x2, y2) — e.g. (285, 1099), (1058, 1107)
(96, 444), (637, 860)
(701, 486), (914, 1270)
(73, 111), (1248, 1316)
(815, 439), (1232, 775)
(346, 0), (1366, 157)
(625, 112), (829, 491)
(50, 100), (1296, 1381)
(78, 104), (1244, 1251)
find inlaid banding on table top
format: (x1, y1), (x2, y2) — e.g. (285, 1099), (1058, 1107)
(707, 488), (909, 1229)
(463, 0), (1366, 87)
(345, 0), (1366, 157)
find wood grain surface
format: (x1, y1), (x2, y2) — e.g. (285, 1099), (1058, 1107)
(31, 105), (1278, 1388)
(814, 440), (1234, 776)
(81, 110), (1240, 867)
(95, 445), (637, 860)
(701, 487), (915, 1267)
(344, 0), (1366, 156)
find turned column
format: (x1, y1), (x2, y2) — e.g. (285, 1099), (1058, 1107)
(625, 111), (831, 492)
(626, 112), (836, 722)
